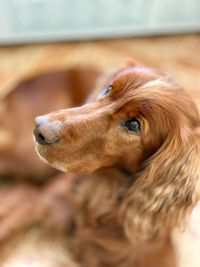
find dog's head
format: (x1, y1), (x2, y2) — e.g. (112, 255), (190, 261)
(34, 62), (200, 242)
(34, 63), (199, 175)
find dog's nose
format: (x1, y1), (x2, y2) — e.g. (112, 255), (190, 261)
(34, 115), (60, 145)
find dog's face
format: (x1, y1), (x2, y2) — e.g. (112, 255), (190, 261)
(34, 65), (199, 175)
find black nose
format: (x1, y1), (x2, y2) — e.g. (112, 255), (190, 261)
(34, 115), (60, 145)
(34, 127), (58, 145)
(34, 127), (51, 145)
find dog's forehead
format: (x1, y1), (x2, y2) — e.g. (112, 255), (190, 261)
(110, 66), (160, 96)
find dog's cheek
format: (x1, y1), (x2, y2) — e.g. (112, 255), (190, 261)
(103, 139), (121, 157)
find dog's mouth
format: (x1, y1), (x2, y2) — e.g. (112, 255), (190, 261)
(34, 141), (68, 172)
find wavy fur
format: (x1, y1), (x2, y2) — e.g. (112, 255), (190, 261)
(34, 62), (200, 267)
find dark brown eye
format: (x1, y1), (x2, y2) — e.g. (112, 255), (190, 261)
(102, 85), (112, 96)
(121, 119), (140, 133)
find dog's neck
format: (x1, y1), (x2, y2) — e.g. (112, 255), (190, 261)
(111, 164), (134, 178)
(69, 167), (136, 266)
(70, 166), (134, 223)
(114, 156), (143, 177)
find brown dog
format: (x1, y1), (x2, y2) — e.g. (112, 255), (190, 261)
(34, 62), (200, 267)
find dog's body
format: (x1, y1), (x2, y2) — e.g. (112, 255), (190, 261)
(34, 62), (200, 267)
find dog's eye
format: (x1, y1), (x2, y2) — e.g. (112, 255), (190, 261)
(101, 85), (112, 96)
(121, 119), (140, 133)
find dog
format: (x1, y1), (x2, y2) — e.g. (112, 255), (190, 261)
(34, 61), (200, 267)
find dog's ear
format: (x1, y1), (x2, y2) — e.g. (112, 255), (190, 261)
(120, 127), (200, 244)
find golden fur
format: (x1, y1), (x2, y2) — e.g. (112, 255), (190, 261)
(34, 62), (200, 267)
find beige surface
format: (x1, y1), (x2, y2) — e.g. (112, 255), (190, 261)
(0, 35), (200, 101)
(0, 34), (200, 267)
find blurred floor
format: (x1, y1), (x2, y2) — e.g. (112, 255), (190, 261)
(0, 34), (200, 267)
(0, 34), (200, 102)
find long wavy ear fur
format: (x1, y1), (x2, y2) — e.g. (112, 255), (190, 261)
(120, 95), (200, 244)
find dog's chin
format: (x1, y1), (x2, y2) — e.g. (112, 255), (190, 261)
(41, 155), (68, 173)
(35, 146), (68, 172)
(50, 161), (68, 172)
(34, 144), (101, 175)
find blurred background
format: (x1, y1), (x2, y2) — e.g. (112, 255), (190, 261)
(0, 0), (200, 266)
